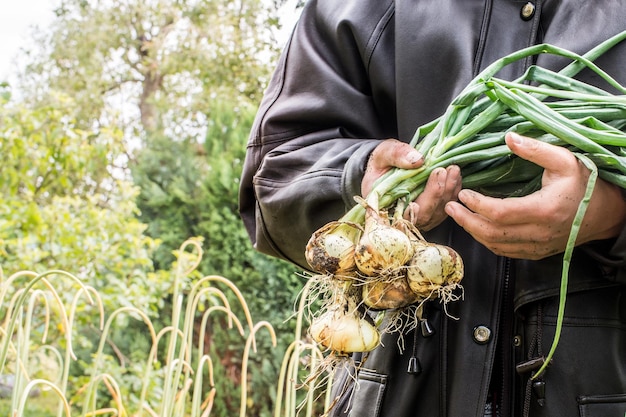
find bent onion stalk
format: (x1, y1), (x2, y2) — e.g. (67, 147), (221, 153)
(304, 31), (626, 372)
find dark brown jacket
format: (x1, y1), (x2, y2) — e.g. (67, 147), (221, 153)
(239, 0), (626, 415)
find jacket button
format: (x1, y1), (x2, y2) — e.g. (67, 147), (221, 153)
(520, 2), (535, 20)
(473, 325), (492, 344)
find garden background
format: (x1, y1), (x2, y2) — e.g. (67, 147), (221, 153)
(0, 1), (328, 416)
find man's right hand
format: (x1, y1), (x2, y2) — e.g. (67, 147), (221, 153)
(361, 139), (461, 231)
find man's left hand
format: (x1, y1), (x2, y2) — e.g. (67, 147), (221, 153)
(444, 132), (626, 260)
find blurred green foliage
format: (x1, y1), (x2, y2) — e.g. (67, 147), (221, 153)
(0, 0), (305, 415)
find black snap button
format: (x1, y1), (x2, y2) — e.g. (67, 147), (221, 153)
(520, 2), (535, 21)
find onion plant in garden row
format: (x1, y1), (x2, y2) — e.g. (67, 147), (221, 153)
(303, 30), (626, 378)
(0, 240), (281, 417)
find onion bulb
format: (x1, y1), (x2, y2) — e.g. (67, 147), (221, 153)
(406, 241), (464, 298)
(362, 276), (421, 310)
(309, 304), (380, 353)
(354, 193), (414, 276)
(305, 221), (361, 275)
(309, 282), (380, 353)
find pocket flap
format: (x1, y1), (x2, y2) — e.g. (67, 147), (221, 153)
(578, 393), (626, 417)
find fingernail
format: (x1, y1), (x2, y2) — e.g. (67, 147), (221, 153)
(435, 168), (445, 187)
(445, 202), (455, 216)
(407, 149), (423, 164)
(508, 132), (524, 145)
(458, 189), (473, 202)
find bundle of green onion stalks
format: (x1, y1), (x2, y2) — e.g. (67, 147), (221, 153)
(304, 31), (626, 376)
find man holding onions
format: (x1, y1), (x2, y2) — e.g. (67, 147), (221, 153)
(239, 1), (626, 416)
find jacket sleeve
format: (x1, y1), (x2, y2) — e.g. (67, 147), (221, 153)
(238, 0), (396, 270)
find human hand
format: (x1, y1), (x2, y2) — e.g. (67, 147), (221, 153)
(404, 165), (462, 230)
(362, 139), (461, 231)
(444, 132), (626, 260)
(361, 139), (424, 197)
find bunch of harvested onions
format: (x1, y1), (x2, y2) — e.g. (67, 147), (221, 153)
(304, 30), (626, 375)
(306, 191), (464, 353)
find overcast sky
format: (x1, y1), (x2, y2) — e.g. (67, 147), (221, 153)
(0, 1), (56, 80)
(0, 1), (300, 82)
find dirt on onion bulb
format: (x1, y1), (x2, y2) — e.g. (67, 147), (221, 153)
(305, 221), (362, 276)
(362, 276), (421, 310)
(406, 240), (464, 298)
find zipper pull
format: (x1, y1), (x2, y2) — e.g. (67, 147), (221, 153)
(420, 318), (435, 337)
(407, 356), (422, 374)
(532, 380), (546, 406)
(515, 357), (548, 375)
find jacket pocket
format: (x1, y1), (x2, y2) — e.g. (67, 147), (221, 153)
(348, 368), (387, 417)
(578, 394), (626, 417)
